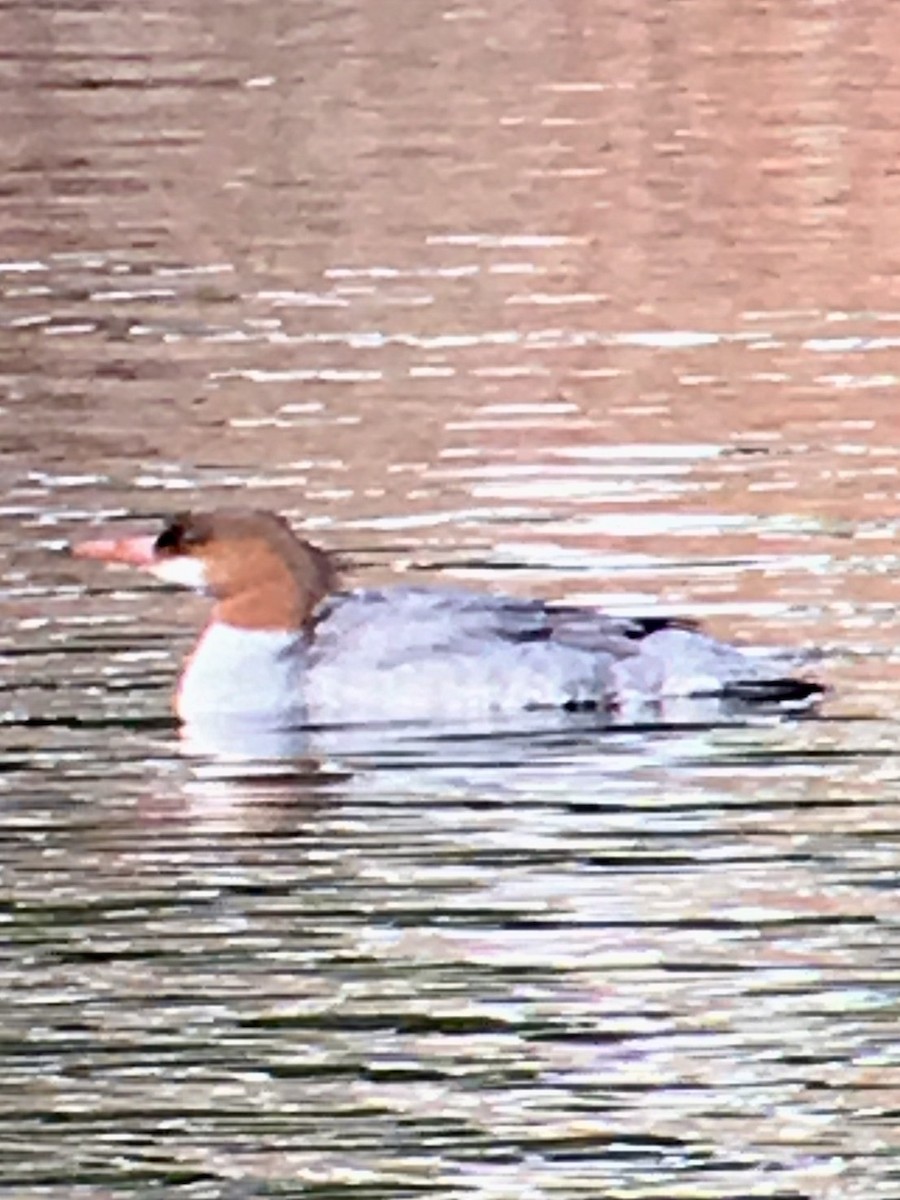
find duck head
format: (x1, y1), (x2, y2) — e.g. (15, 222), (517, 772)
(72, 508), (338, 631)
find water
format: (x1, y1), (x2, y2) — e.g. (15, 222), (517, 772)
(2, 0), (900, 1195)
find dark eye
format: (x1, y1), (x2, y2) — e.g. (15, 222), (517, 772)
(154, 520), (186, 553)
(155, 515), (206, 554)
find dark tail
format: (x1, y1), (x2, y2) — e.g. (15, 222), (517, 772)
(719, 678), (824, 705)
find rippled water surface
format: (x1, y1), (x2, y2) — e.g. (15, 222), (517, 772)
(3, 1), (900, 1196)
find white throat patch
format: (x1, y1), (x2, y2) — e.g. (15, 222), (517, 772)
(149, 555), (210, 592)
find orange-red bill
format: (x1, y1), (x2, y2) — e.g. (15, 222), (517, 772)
(71, 534), (159, 567)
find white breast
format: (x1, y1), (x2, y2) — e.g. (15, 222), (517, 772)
(177, 623), (310, 727)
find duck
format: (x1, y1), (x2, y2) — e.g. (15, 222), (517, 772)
(71, 507), (821, 727)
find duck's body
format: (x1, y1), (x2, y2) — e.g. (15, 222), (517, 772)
(72, 508), (820, 727)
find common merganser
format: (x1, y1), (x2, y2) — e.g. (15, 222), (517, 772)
(71, 508), (821, 727)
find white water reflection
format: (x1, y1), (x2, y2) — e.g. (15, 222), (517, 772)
(3, 700), (898, 1197)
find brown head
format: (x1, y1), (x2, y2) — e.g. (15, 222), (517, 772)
(72, 508), (339, 631)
